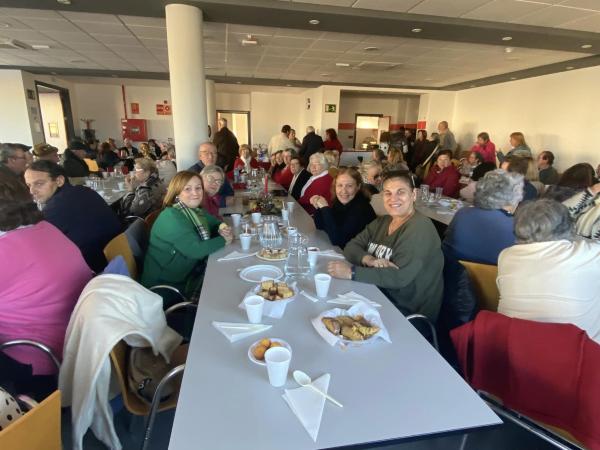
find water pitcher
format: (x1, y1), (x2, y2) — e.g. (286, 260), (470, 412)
(284, 233), (310, 277)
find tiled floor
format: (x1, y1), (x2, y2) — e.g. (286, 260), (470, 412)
(62, 406), (558, 450)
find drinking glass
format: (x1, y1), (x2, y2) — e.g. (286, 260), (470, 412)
(259, 216), (283, 249)
(420, 184), (430, 202)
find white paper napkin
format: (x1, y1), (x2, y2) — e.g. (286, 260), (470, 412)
(217, 251), (256, 261)
(282, 374), (330, 442)
(239, 281), (298, 319)
(327, 291), (381, 308)
(300, 290), (320, 303)
(316, 249), (345, 259)
(311, 302), (391, 347)
(212, 321), (271, 343)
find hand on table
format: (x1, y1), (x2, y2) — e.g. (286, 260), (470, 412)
(309, 195), (328, 209)
(328, 261), (352, 280)
(362, 255), (398, 269)
(589, 182), (600, 195)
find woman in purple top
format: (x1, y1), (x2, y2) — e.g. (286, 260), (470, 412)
(0, 174), (92, 376)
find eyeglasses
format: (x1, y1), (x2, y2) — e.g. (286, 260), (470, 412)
(205, 176), (223, 185)
(200, 151), (217, 156)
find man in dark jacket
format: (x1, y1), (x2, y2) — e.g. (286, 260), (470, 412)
(24, 160), (122, 272)
(62, 142), (90, 178)
(212, 118), (239, 172)
(0, 143), (29, 188)
(299, 126), (324, 165)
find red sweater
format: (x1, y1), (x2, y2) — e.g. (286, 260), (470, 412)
(324, 138), (343, 153)
(202, 194), (222, 220)
(451, 311), (600, 450)
(299, 172), (333, 215)
(274, 166), (293, 190)
(424, 164), (460, 198)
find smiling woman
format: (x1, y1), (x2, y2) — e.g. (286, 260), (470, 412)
(328, 170), (444, 321)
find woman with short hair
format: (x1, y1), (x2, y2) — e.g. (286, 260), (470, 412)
(232, 144), (259, 174)
(497, 199), (600, 344)
(545, 162), (597, 202)
(200, 165), (225, 219)
(120, 157), (165, 219)
(142, 171), (232, 300)
(298, 153), (333, 215)
(328, 170), (443, 321)
(469, 132), (496, 164)
(273, 149), (295, 189)
(310, 167), (376, 248)
(323, 128), (343, 153)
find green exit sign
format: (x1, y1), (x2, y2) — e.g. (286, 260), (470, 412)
(325, 104), (337, 113)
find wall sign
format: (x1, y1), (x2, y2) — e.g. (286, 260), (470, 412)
(156, 100), (172, 115)
(131, 102), (139, 114)
(325, 104), (337, 113)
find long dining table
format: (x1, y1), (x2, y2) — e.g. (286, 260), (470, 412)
(168, 187), (500, 450)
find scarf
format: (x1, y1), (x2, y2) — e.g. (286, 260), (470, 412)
(173, 200), (210, 240)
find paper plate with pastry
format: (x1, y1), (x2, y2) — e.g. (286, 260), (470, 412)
(248, 338), (292, 366)
(256, 247), (288, 261)
(311, 301), (391, 348)
(239, 280), (298, 319)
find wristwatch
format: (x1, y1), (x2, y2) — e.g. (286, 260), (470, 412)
(350, 265), (356, 280)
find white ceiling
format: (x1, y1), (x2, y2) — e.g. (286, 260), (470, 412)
(281, 0), (600, 33)
(0, 5), (594, 88)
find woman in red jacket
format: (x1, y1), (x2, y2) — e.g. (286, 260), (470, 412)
(273, 149), (294, 190)
(424, 150), (460, 198)
(324, 128), (343, 154)
(299, 152), (333, 215)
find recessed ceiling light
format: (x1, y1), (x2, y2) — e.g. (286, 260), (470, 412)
(425, 77), (434, 81)
(111, 74), (118, 78)
(31, 44), (50, 49)
(320, 73), (331, 77)
(56, 0), (71, 4)
(308, 19), (320, 25)
(510, 77), (517, 80)
(236, 81), (242, 84)
(502, 36), (512, 41)
(50, 72), (57, 75)
(335, 62), (350, 67)
(581, 44), (592, 49)
(411, 28), (422, 33)
(565, 66), (574, 70)
(504, 47), (514, 53)
(470, 84), (477, 88)
(363, 46), (379, 52)
(286, 84), (293, 87)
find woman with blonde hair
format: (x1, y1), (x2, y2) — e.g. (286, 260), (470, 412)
(497, 131), (532, 162)
(139, 142), (157, 160)
(386, 148), (408, 170)
(323, 149), (340, 177)
(141, 171), (232, 300)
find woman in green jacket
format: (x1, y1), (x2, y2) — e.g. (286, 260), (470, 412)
(142, 171), (232, 301)
(327, 170), (443, 322)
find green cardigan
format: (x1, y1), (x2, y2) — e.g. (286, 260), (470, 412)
(343, 212), (444, 321)
(141, 207), (226, 294)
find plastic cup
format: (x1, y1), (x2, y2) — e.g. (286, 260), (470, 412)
(265, 346), (291, 387)
(243, 295), (264, 324)
(307, 247), (319, 268)
(281, 209), (289, 221)
(287, 226), (297, 237)
(117, 182), (125, 190)
(435, 187), (443, 201)
(231, 213), (242, 227)
(251, 212), (262, 224)
(240, 233), (252, 251)
(286, 201), (295, 212)
(314, 273), (332, 298)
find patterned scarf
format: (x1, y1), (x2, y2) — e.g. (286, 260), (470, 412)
(173, 200), (210, 240)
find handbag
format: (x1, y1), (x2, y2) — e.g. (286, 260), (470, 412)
(127, 347), (177, 403)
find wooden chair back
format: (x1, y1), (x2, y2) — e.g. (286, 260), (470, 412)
(144, 209), (161, 232)
(0, 391), (61, 450)
(104, 233), (138, 279)
(459, 260), (499, 312)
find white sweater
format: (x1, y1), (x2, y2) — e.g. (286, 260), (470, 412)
(497, 240), (600, 343)
(59, 274), (182, 450)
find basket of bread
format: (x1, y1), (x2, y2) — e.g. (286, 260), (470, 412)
(312, 301), (391, 347)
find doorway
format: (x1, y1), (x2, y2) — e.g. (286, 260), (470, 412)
(35, 82), (75, 151)
(353, 114), (390, 150)
(217, 110), (251, 146)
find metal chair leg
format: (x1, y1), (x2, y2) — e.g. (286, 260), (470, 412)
(140, 364), (185, 450)
(406, 314), (439, 352)
(459, 432), (469, 450)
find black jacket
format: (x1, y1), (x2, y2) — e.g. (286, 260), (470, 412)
(213, 127), (239, 172)
(62, 149), (90, 177)
(313, 192), (376, 248)
(300, 132), (324, 164)
(97, 150), (121, 170)
(43, 183), (122, 272)
(290, 169), (311, 200)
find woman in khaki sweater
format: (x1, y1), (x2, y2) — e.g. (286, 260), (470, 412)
(328, 170), (444, 321)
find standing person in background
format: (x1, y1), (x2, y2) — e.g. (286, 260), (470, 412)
(410, 130), (429, 171)
(470, 132), (496, 164)
(268, 124), (295, 156)
(212, 117), (239, 172)
(437, 121), (457, 154)
(537, 151), (560, 185)
(403, 129), (416, 167)
(323, 128), (343, 154)
(299, 126), (324, 163)
(288, 156), (311, 199)
(497, 132), (532, 163)
(423, 150), (461, 198)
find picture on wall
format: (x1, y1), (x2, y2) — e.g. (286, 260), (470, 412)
(48, 122), (60, 138)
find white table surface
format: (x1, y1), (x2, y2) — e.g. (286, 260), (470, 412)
(415, 197), (469, 226)
(168, 195), (499, 450)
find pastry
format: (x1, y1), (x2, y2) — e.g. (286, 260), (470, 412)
(257, 281), (294, 301)
(321, 315), (380, 341)
(252, 339), (284, 361)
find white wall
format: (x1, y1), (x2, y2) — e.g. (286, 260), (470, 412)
(0, 70), (32, 145)
(249, 91), (303, 147)
(418, 91), (457, 137)
(452, 66), (600, 171)
(38, 92), (67, 150)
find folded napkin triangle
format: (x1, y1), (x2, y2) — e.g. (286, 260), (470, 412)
(217, 251), (256, 261)
(283, 374), (330, 442)
(212, 321), (271, 343)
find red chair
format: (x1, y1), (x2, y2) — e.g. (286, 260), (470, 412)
(451, 311), (600, 449)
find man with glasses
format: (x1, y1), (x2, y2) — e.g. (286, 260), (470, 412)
(190, 142), (234, 205)
(0, 143), (30, 185)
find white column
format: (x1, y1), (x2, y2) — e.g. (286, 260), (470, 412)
(205, 79), (216, 138)
(166, 4), (208, 170)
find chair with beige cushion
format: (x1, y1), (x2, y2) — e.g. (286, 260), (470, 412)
(458, 260), (499, 312)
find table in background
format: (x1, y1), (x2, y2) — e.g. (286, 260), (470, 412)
(71, 175), (128, 205)
(168, 197), (499, 450)
(415, 197), (469, 226)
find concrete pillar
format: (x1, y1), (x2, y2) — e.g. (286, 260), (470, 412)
(166, 4), (208, 170)
(205, 79), (216, 139)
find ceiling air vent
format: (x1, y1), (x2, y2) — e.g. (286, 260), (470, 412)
(356, 61), (400, 72)
(0, 39), (33, 50)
